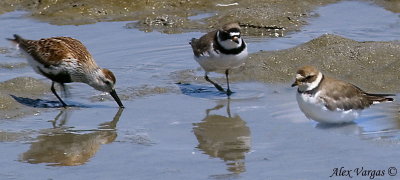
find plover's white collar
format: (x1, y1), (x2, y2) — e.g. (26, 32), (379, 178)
(216, 31), (243, 50)
(297, 72), (323, 93)
(189, 22), (248, 95)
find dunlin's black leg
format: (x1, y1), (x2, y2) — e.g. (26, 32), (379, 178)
(51, 109), (69, 128)
(225, 69), (232, 96)
(51, 82), (67, 107)
(204, 72), (225, 92)
(226, 98), (231, 117)
(60, 83), (70, 98)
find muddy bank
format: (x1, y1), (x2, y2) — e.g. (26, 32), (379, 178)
(132, 0), (340, 35)
(0, 62), (28, 69)
(1, 0), (338, 35)
(236, 34), (400, 92)
(370, 0), (400, 13)
(0, 77), (50, 119)
(5, 0), (400, 36)
(0, 0), (396, 36)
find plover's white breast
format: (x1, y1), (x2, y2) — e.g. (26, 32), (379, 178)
(296, 92), (361, 123)
(195, 44), (248, 72)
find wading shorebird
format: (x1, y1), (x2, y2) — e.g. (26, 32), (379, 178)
(7, 34), (124, 108)
(190, 22), (248, 96)
(292, 65), (394, 124)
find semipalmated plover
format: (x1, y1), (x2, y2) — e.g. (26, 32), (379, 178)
(190, 22), (248, 95)
(8, 34), (124, 108)
(291, 65), (394, 123)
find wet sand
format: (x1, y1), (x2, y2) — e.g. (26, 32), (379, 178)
(0, 0), (340, 35)
(371, 0), (400, 13)
(1, 0), (398, 36)
(0, 77), (50, 119)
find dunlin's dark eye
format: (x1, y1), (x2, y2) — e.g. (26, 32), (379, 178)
(104, 81), (111, 85)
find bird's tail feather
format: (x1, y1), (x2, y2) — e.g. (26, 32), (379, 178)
(367, 93), (395, 102)
(6, 34), (23, 44)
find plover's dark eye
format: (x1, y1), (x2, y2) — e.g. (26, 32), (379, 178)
(302, 75), (313, 82)
(219, 31), (231, 41)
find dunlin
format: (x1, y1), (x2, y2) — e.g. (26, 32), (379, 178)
(8, 34), (124, 108)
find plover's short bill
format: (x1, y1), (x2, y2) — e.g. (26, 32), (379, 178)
(291, 65), (394, 124)
(190, 22), (248, 95)
(7, 34), (124, 108)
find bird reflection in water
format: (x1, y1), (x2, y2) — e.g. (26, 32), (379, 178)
(193, 100), (251, 174)
(314, 104), (400, 140)
(20, 108), (124, 166)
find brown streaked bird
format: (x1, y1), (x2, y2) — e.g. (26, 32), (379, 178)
(190, 22), (248, 96)
(7, 34), (124, 108)
(291, 65), (394, 124)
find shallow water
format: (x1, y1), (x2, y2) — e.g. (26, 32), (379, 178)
(1, 1), (400, 179)
(253, 1), (400, 51)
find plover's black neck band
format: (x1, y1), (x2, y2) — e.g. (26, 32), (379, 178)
(298, 75), (325, 95)
(214, 33), (246, 55)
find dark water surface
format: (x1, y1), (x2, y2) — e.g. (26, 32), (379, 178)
(0, 1), (400, 179)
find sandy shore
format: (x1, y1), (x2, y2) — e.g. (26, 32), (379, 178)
(0, 0), (340, 34)
(0, 77), (50, 119)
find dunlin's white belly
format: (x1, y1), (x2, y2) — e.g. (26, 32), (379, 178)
(296, 92), (361, 124)
(194, 47), (248, 72)
(21, 50), (82, 82)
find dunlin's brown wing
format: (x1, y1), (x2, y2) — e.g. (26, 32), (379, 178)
(9, 35), (93, 67)
(8, 35), (97, 83)
(51, 37), (94, 65)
